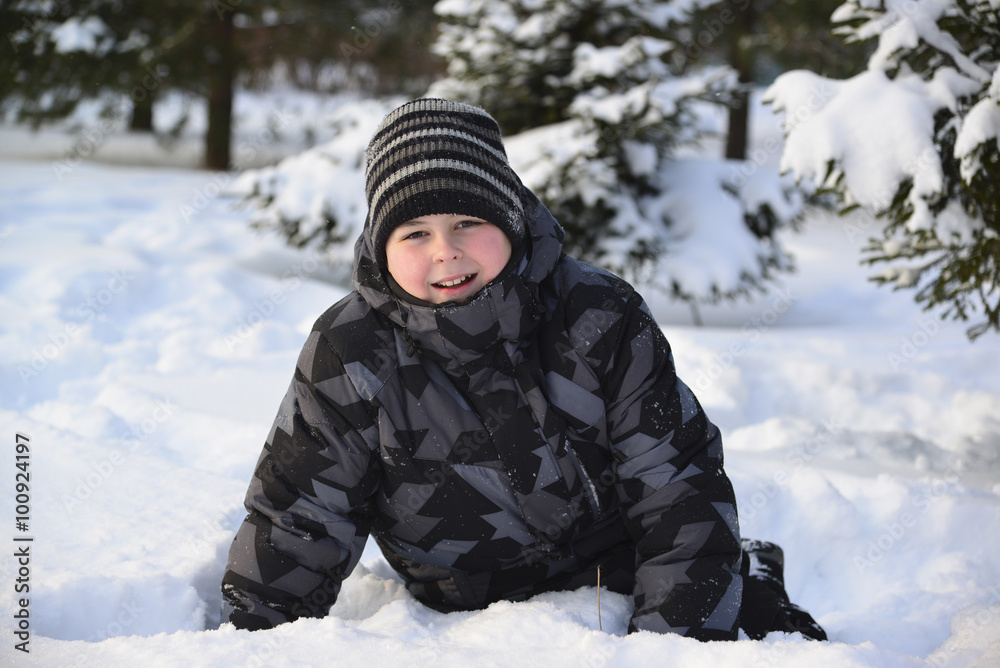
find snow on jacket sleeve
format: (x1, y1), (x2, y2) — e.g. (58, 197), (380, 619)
(600, 290), (743, 640)
(222, 322), (382, 631)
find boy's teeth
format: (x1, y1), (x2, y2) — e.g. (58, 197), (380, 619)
(437, 275), (473, 287)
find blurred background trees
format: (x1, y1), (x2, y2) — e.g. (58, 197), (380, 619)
(681, 0), (869, 161)
(1, 0), (863, 170)
(0, 0), (441, 169)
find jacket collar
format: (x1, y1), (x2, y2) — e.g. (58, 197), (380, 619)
(354, 186), (564, 363)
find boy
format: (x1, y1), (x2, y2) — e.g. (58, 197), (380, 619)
(222, 98), (825, 641)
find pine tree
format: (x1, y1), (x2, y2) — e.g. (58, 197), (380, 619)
(1, 1), (438, 169)
(1, 1), (162, 127)
(681, 0), (871, 161)
(0, 1), (249, 167)
(766, 0), (1000, 339)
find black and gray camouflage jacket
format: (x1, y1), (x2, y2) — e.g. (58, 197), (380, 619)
(222, 188), (744, 640)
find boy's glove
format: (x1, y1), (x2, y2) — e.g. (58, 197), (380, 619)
(739, 539), (827, 641)
(739, 572), (827, 641)
(776, 602), (828, 641)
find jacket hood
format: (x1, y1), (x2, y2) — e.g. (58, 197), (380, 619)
(353, 185), (565, 363)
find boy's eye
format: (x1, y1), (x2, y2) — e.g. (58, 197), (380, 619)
(401, 230), (427, 240)
(456, 219), (481, 229)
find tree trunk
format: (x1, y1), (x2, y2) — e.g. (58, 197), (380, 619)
(130, 92), (154, 132)
(725, 94), (749, 161)
(205, 10), (235, 170)
(725, 0), (756, 161)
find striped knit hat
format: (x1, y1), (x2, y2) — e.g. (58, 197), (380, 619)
(364, 98), (526, 268)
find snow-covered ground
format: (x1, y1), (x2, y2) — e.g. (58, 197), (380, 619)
(2, 112), (1000, 666)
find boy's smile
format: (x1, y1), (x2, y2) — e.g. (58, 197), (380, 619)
(385, 213), (513, 304)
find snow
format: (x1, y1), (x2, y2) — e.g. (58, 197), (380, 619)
(3, 113), (1000, 667)
(834, 0), (989, 84)
(499, 93), (798, 299)
(567, 37), (672, 84)
(645, 158), (772, 296)
(764, 64), (995, 241)
(766, 70), (943, 220)
(228, 96), (405, 268)
(955, 79), (1000, 182)
(50, 16), (112, 55)
(766, 0), (997, 248)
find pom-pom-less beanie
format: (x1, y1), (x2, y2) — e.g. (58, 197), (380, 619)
(364, 98), (526, 268)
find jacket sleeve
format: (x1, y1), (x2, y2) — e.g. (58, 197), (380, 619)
(602, 291), (743, 641)
(221, 328), (382, 630)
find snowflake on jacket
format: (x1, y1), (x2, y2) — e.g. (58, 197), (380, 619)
(221, 185), (744, 640)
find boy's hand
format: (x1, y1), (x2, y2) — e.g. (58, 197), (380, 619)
(740, 575), (827, 641)
(776, 603), (828, 641)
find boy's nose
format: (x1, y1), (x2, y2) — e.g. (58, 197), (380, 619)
(432, 236), (462, 262)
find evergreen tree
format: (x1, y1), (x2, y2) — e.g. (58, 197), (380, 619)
(766, 0), (1000, 339)
(1, 1), (441, 169)
(1, 0), (255, 167)
(681, 0), (870, 161)
(754, 0), (870, 80)
(242, 1), (442, 96)
(1, 1), (167, 128)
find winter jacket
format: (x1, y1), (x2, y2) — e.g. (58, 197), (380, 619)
(222, 187), (744, 639)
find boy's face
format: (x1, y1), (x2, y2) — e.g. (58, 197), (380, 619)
(385, 214), (512, 304)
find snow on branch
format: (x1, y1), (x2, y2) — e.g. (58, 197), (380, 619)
(766, 0), (1000, 339)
